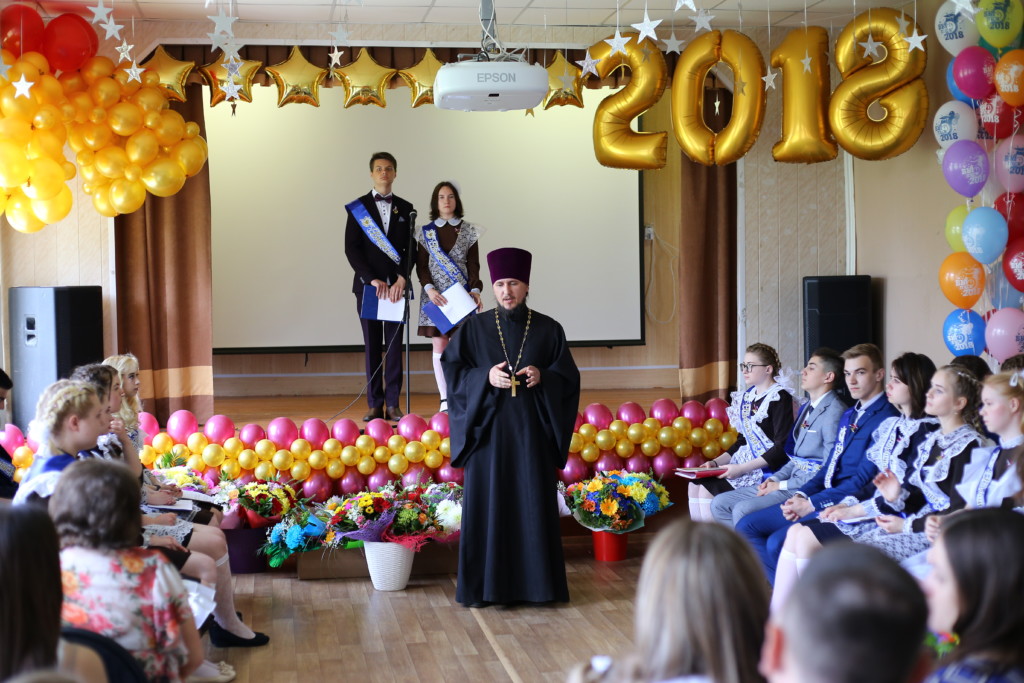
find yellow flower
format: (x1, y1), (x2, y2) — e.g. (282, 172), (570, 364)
(586, 480), (603, 493)
(325, 529), (336, 544)
(600, 499), (619, 516)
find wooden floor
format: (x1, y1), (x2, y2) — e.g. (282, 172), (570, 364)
(208, 539), (647, 683)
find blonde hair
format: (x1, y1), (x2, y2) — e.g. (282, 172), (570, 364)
(103, 354), (141, 431)
(28, 380), (100, 457)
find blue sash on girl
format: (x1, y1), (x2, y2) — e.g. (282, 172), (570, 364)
(346, 199), (400, 264)
(421, 226), (467, 287)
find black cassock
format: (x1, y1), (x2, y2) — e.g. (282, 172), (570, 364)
(443, 305), (580, 605)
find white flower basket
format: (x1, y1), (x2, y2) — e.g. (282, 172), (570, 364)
(363, 541), (415, 591)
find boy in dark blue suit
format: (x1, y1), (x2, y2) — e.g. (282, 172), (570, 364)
(736, 344), (898, 580)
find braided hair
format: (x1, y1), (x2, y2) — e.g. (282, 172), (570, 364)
(939, 364), (984, 434)
(103, 354), (141, 431)
(746, 343), (782, 377)
(28, 380), (100, 457)
(69, 364), (117, 405)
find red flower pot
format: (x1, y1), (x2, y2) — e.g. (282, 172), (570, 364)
(592, 530), (628, 562)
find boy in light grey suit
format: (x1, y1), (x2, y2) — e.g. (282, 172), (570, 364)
(711, 349), (849, 527)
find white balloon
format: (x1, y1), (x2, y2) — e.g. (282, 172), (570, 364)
(936, 0), (982, 56)
(934, 100), (981, 148)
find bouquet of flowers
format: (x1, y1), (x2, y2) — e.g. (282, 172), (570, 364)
(562, 470), (671, 534)
(235, 481), (300, 528)
(421, 482), (463, 542)
(151, 465), (207, 492)
(261, 495), (362, 566)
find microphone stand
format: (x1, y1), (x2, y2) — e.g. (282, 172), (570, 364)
(404, 209), (417, 416)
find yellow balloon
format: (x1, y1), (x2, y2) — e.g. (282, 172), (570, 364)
(254, 461), (276, 481)
(702, 441), (722, 460)
(830, 8), (928, 160)
(91, 185), (119, 217)
(396, 48), (444, 108)
(132, 86), (168, 113)
(323, 438), (342, 458)
(308, 450), (328, 470)
(580, 443), (600, 463)
(109, 178), (145, 215)
(439, 438), (450, 457)
(609, 420), (628, 438)
(615, 438), (635, 458)
(140, 46), (194, 103)
(578, 423), (597, 443)
(187, 432), (208, 454)
(340, 445), (361, 466)
(154, 110), (186, 147)
(595, 429), (616, 451)
(420, 430), (442, 451)
(237, 448), (258, 470)
(255, 438), (277, 460)
(221, 459), (241, 480)
(326, 459), (345, 479)
(81, 121), (113, 151)
(404, 441), (426, 463)
(641, 438), (661, 457)
(169, 138), (205, 178)
(272, 449), (294, 471)
(6, 190), (45, 233)
(0, 141), (30, 186)
(32, 104), (61, 131)
(356, 455), (376, 475)
(290, 438), (312, 460)
(689, 427), (709, 448)
(31, 185), (72, 224)
(81, 56), (116, 85)
(139, 445), (157, 467)
(703, 418), (724, 439)
(569, 432), (583, 453)
(126, 129), (159, 166)
(674, 440), (693, 459)
(588, 33), (668, 169)
(643, 418), (662, 434)
(27, 129), (64, 161)
(979, 0), (1024, 48)
(221, 438), (243, 458)
(186, 454), (206, 473)
(141, 157), (186, 197)
(356, 434), (376, 456)
(11, 446), (34, 468)
(19, 52), (49, 75)
(202, 444), (226, 468)
(657, 426), (678, 447)
(0, 118), (32, 145)
(290, 461), (311, 481)
(719, 430), (739, 450)
(171, 443), (190, 460)
(771, 27), (837, 163)
(107, 101), (144, 136)
(388, 453), (409, 475)
(1, 85), (40, 122)
(672, 417), (692, 436)
(373, 445), (391, 463)
(542, 51), (584, 109)
(89, 77), (121, 109)
(626, 423), (646, 444)
(151, 433), (174, 453)
(388, 434), (408, 454)
(424, 449), (443, 469)
(95, 145), (129, 179)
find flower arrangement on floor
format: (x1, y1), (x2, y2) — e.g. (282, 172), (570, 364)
(561, 470), (671, 533)
(152, 465), (208, 492)
(232, 480), (300, 529)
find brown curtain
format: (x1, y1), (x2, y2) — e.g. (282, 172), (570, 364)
(114, 84), (213, 423)
(678, 87), (737, 402)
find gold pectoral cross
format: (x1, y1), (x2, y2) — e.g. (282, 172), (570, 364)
(510, 374), (520, 397)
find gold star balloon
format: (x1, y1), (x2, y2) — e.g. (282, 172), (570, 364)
(397, 49), (444, 108)
(333, 48), (397, 108)
(543, 51), (584, 109)
(141, 46), (195, 102)
(266, 46), (328, 107)
(197, 53), (262, 107)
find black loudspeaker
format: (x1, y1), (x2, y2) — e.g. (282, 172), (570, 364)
(8, 286), (104, 430)
(803, 276), (874, 359)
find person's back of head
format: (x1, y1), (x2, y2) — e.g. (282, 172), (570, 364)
(949, 354), (993, 382)
(1000, 353), (1024, 373)
(763, 543), (927, 683)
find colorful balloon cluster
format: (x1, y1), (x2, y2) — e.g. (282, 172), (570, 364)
(559, 398), (738, 485)
(936, 0), (1024, 362)
(1, 423), (36, 484)
(0, 5), (207, 231)
(133, 410), (461, 504)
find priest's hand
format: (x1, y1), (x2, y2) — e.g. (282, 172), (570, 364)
(517, 366), (541, 388)
(489, 361), (512, 389)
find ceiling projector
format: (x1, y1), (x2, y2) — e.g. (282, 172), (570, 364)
(434, 61), (549, 112)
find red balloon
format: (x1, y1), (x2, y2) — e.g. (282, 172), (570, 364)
(203, 415), (236, 445)
(978, 93), (1020, 141)
(681, 400), (708, 427)
(574, 412), (585, 431)
(1, 5), (44, 56)
(436, 461), (464, 485)
(616, 401), (647, 424)
(202, 467), (220, 490)
(652, 449), (682, 477)
(649, 399), (679, 425)
(402, 463), (431, 488)
(302, 470), (332, 503)
(1003, 237), (1024, 291)
(995, 192), (1024, 242)
(681, 454), (705, 469)
(625, 453), (650, 474)
(367, 463), (398, 491)
(236, 469), (256, 486)
(166, 410), (198, 444)
(396, 413), (427, 441)
(338, 470), (366, 495)
(365, 418), (393, 444)
(41, 13), (97, 72)
(595, 452), (625, 473)
(583, 403), (614, 430)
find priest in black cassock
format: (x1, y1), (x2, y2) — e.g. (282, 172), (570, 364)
(443, 247), (580, 607)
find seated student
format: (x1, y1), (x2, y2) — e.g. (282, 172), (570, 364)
(922, 509), (1024, 683)
(949, 355), (993, 382)
(736, 343), (899, 579)
(760, 543), (929, 683)
(0, 506), (106, 683)
(689, 343), (795, 522)
(712, 349), (848, 527)
(568, 519), (768, 683)
(1000, 353), (1024, 373)
(0, 368), (15, 499)
(772, 352), (938, 609)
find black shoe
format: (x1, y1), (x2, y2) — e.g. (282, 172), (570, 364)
(385, 406), (404, 421)
(363, 406), (384, 422)
(208, 622), (270, 648)
(464, 601), (491, 608)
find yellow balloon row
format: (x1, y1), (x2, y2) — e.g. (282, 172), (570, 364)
(570, 417), (739, 462)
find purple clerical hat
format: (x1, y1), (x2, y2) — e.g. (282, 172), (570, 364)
(487, 247), (532, 284)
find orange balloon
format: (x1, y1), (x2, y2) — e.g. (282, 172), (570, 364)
(996, 49), (1024, 108)
(938, 251), (986, 309)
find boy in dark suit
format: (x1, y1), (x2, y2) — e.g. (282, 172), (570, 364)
(344, 152), (417, 422)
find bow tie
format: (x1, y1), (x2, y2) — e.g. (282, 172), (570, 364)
(374, 193), (392, 204)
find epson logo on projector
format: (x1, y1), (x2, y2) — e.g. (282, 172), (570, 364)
(477, 72), (516, 83)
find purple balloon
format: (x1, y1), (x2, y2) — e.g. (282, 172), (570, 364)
(331, 418), (361, 446)
(595, 452), (625, 473)
(558, 454), (589, 484)
(625, 453), (651, 474)
(429, 412), (450, 437)
(397, 414), (428, 441)
(649, 398), (680, 425)
(985, 307), (1024, 362)
(652, 449), (682, 478)
(367, 464), (398, 491)
(266, 417), (298, 450)
(338, 470), (367, 495)
(616, 401), (647, 425)
(944, 140), (991, 197)
(954, 46), (997, 99)
(402, 463), (432, 488)
(203, 414), (235, 445)
(365, 418), (393, 445)
(300, 419), (330, 450)
(583, 403), (614, 430)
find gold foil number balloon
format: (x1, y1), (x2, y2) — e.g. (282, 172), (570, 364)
(830, 8), (929, 160)
(771, 26), (838, 163)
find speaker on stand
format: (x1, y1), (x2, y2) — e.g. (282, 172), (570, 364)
(803, 276), (875, 358)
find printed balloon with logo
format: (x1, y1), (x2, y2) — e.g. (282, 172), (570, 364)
(943, 139), (991, 197)
(977, 0), (1024, 50)
(985, 306), (1024, 363)
(934, 100), (979, 148)
(935, 0), (982, 56)
(995, 49), (1024, 106)
(962, 206), (1009, 264)
(943, 309), (987, 356)
(996, 135), (1024, 192)
(939, 251), (987, 308)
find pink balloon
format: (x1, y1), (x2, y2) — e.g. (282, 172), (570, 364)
(0, 433), (11, 455)
(617, 401), (647, 425)
(338, 470), (367, 495)
(5, 424), (25, 450)
(705, 398), (730, 429)
(302, 470), (333, 503)
(402, 463), (432, 488)
(220, 506), (243, 530)
(366, 418), (393, 445)
(574, 412), (585, 431)
(429, 412), (450, 438)
(985, 307), (1024, 362)
(236, 469), (256, 486)
(300, 419), (330, 450)
(203, 415), (235, 445)
(649, 398), (680, 425)
(202, 467), (220, 490)
(681, 453), (705, 469)
(331, 419), (361, 446)
(436, 461), (464, 485)
(558, 453), (590, 484)
(681, 400), (708, 427)
(238, 423), (266, 449)
(266, 417), (298, 450)
(138, 412), (160, 440)
(397, 414), (428, 441)
(583, 403), (614, 430)
(26, 437), (38, 452)
(954, 46), (997, 100)
(652, 449), (682, 478)
(625, 453), (651, 474)
(367, 464), (398, 491)
(595, 452), (625, 473)
(166, 410), (198, 444)
(996, 135), (1024, 193)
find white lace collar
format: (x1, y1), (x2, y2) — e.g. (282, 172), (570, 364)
(433, 217), (461, 227)
(999, 433), (1024, 449)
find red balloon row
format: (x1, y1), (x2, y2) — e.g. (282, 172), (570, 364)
(1, 5), (99, 72)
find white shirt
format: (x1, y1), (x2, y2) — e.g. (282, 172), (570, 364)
(371, 188), (392, 233)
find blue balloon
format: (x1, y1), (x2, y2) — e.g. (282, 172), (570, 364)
(989, 258), (1024, 309)
(947, 60), (978, 107)
(944, 308), (987, 356)
(962, 206), (1009, 264)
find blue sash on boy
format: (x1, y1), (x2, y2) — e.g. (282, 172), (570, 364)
(346, 199), (400, 264)
(421, 226), (467, 287)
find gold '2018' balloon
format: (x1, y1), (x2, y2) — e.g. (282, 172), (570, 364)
(588, 33), (668, 170)
(830, 8), (928, 160)
(671, 30), (766, 166)
(771, 26), (838, 163)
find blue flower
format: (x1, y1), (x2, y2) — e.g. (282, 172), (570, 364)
(285, 525), (305, 550)
(303, 517), (326, 536)
(270, 524), (285, 545)
(641, 493), (661, 517)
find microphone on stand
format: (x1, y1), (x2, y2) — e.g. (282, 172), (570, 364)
(403, 208), (418, 414)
